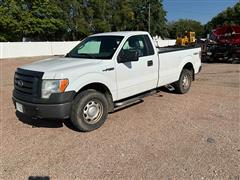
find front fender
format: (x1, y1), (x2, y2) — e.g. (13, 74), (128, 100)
(66, 72), (117, 101)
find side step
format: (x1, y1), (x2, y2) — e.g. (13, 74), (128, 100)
(114, 90), (158, 108)
(114, 97), (142, 107)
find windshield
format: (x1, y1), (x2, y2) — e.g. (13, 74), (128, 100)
(66, 36), (124, 59)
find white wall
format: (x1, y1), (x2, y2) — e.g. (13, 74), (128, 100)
(0, 39), (175, 59)
(0, 41), (80, 59)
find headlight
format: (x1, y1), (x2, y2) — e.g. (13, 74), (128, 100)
(41, 79), (69, 99)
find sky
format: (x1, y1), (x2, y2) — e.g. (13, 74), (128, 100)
(163, 0), (239, 24)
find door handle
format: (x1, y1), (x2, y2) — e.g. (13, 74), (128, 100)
(147, 60), (153, 67)
(102, 67), (114, 72)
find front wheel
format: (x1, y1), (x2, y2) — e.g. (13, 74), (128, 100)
(172, 69), (192, 94)
(71, 89), (108, 132)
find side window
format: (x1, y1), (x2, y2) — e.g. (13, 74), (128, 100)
(144, 35), (155, 55)
(122, 35), (148, 57)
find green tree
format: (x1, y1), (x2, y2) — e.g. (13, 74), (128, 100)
(56, 0), (90, 40)
(0, 0), (21, 41)
(83, 0), (112, 33)
(109, 0), (134, 31)
(0, 0), (168, 41)
(0, 0), (67, 41)
(205, 2), (240, 35)
(167, 19), (204, 39)
(130, 0), (167, 37)
(20, 0), (67, 41)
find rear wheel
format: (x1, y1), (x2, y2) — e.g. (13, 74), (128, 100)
(71, 89), (108, 132)
(173, 69), (192, 94)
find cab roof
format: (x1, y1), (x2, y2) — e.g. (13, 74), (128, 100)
(90, 31), (149, 37)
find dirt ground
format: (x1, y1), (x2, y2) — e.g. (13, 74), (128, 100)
(0, 57), (239, 180)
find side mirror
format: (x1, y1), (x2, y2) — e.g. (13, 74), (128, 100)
(117, 50), (139, 63)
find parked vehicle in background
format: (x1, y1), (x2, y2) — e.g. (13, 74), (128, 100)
(202, 25), (240, 63)
(12, 31), (201, 132)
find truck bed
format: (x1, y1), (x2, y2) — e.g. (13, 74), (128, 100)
(158, 45), (201, 54)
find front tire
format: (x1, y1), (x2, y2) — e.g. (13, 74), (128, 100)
(71, 89), (108, 132)
(173, 69), (192, 94)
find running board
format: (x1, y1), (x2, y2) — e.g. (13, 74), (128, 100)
(114, 97), (142, 107)
(114, 90), (158, 107)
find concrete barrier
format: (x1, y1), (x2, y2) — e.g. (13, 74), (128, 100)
(0, 39), (175, 59)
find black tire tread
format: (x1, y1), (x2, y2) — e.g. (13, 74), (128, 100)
(173, 69), (192, 94)
(70, 89), (108, 132)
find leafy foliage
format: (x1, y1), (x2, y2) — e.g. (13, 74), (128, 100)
(0, 0), (167, 41)
(167, 19), (204, 39)
(0, 0), (21, 41)
(205, 2), (240, 35)
(130, 0), (167, 37)
(1, 1), (239, 41)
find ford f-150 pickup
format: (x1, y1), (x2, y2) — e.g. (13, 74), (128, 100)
(13, 31), (202, 131)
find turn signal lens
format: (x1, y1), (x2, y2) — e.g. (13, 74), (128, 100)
(59, 79), (69, 92)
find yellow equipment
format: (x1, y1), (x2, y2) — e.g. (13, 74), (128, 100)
(176, 31), (196, 46)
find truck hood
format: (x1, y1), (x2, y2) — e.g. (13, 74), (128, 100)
(21, 57), (102, 73)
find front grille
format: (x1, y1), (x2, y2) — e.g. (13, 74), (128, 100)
(15, 73), (34, 94)
(14, 68), (44, 97)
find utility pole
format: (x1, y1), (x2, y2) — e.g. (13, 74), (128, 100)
(148, 3), (151, 34)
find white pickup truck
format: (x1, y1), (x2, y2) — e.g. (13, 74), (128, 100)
(13, 31), (201, 131)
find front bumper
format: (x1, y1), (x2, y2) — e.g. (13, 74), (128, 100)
(12, 97), (72, 119)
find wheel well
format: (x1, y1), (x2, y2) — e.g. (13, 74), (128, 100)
(183, 63), (195, 80)
(76, 83), (114, 112)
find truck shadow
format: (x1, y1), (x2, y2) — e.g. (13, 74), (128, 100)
(16, 111), (81, 132)
(16, 111), (63, 128)
(157, 87), (175, 94)
(15, 90), (166, 132)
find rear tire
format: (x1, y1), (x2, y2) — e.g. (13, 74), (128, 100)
(173, 69), (192, 94)
(71, 89), (108, 132)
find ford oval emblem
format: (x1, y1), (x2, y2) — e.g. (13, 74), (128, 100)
(17, 80), (24, 87)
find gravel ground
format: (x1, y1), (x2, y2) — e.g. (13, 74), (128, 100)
(0, 57), (240, 180)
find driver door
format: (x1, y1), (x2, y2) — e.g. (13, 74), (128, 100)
(115, 35), (158, 100)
